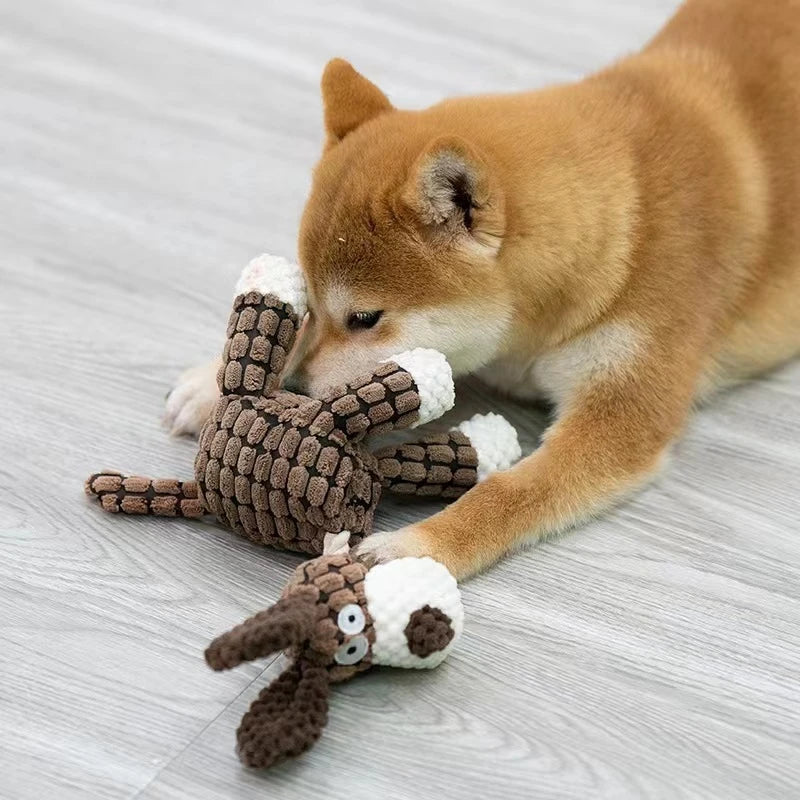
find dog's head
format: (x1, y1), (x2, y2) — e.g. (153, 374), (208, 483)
(287, 59), (512, 396)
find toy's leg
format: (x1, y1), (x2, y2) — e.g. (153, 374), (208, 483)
(373, 413), (521, 500)
(165, 255), (307, 436)
(374, 431), (476, 499)
(220, 255), (306, 397)
(85, 472), (204, 517)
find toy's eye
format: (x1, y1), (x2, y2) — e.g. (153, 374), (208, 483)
(347, 310), (383, 330)
(334, 634), (369, 665)
(337, 604), (366, 634)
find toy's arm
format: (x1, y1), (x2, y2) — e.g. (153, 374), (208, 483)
(218, 255), (307, 397)
(374, 430), (478, 499)
(319, 349), (455, 443)
(374, 413), (522, 499)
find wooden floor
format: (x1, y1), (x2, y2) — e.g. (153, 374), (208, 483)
(2, 1), (799, 798)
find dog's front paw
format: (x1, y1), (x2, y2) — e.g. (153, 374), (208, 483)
(164, 360), (220, 437)
(355, 527), (429, 567)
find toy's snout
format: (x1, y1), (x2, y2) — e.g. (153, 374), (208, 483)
(364, 557), (464, 669)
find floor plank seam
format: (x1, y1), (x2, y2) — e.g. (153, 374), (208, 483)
(129, 657), (280, 799)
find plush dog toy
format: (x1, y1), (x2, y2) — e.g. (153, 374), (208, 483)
(205, 536), (464, 769)
(86, 255), (521, 556)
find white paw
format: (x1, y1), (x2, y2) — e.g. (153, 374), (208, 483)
(235, 254), (307, 319)
(457, 412), (521, 481)
(355, 527), (425, 567)
(164, 361), (220, 437)
(385, 349), (454, 427)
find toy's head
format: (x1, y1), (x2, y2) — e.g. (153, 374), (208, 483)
(205, 551), (463, 768)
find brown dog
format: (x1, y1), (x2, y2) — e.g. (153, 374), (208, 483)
(166, 0), (800, 579)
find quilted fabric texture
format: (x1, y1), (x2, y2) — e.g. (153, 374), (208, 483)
(85, 472), (204, 517)
(216, 289), (299, 398)
(373, 430), (479, 498)
(282, 553), (376, 683)
(86, 255), (511, 557)
(207, 553), (375, 683)
(205, 553), (374, 768)
(193, 287), (429, 554)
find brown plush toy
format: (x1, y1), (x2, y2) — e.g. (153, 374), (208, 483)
(86, 255), (521, 556)
(205, 537), (464, 769)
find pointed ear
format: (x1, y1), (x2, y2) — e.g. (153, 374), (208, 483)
(403, 137), (503, 250)
(321, 58), (393, 147)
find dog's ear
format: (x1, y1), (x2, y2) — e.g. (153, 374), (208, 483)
(321, 58), (393, 147)
(403, 136), (504, 252)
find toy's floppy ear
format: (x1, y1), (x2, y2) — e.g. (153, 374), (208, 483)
(236, 661), (331, 768)
(321, 59), (393, 148)
(403, 136), (504, 253)
(206, 592), (331, 768)
(205, 594), (316, 671)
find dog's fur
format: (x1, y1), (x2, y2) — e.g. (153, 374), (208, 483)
(166, 0), (800, 579)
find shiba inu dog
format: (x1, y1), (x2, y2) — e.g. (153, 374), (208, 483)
(166, 0), (800, 579)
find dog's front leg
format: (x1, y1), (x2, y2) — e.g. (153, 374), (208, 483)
(358, 365), (694, 579)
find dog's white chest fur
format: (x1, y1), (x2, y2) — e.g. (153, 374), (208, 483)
(480, 321), (645, 407)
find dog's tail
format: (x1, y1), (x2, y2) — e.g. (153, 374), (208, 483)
(85, 471), (205, 518)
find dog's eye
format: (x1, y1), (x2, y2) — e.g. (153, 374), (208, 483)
(337, 604), (366, 634)
(347, 310), (383, 330)
(334, 634), (369, 665)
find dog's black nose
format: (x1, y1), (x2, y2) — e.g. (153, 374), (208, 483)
(282, 373), (306, 394)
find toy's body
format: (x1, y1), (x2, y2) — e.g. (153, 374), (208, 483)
(86, 255), (521, 556)
(83, 255), (511, 768)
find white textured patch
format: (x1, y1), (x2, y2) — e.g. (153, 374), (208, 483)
(234, 254), (307, 320)
(385, 348), (455, 427)
(532, 321), (645, 406)
(399, 303), (511, 378)
(322, 530), (351, 555)
(457, 412), (521, 481)
(364, 557), (463, 669)
(481, 321), (646, 407)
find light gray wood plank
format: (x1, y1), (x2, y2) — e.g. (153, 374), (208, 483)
(1, 0), (799, 799)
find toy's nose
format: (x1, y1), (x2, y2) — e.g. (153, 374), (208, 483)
(404, 605), (456, 658)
